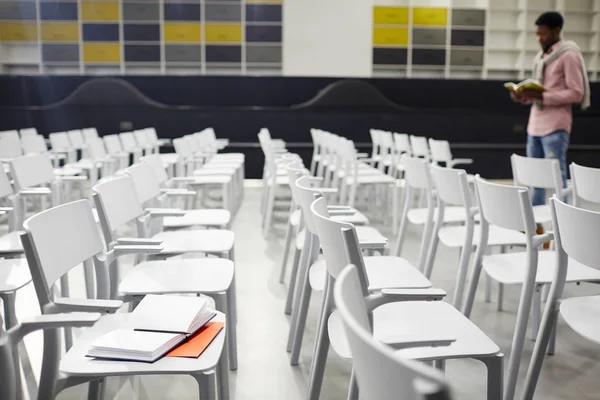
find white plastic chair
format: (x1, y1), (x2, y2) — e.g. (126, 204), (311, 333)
(522, 197), (600, 399)
(462, 176), (600, 400)
(426, 165), (526, 307)
(409, 135), (431, 161)
(570, 162), (600, 211)
(20, 199), (228, 400)
(323, 216), (503, 400)
(511, 153), (570, 224)
(334, 264), (452, 400)
(305, 195), (439, 400)
(119, 131), (143, 163)
(429, 138), (473, 168)
(0, 130), (23, 160)
(134, 128), (155, 155)
(103, 134), (130, 171)
(49, 131), (77, 164)
(67, 129), (88, 157)
(143, 154), (231, 229)
(172, 137), (236, 214)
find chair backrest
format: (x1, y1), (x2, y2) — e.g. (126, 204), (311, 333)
(511, 154), (562, 193)
(22, 199), (104, 295)
(67, 130), (85, 148)
(0, 168), (13, 199)
(143, 154), (169, 185)
(119, 132), (138, 152)
(409, 136), (430, 159)
(552, 197), (600, 271)
(310, 196), (358, 280)
(10, 154), (55, 192)
(369, 129), (382, 158)
(21, 135), (48, 155)
(402, 155), (432, 190)
(334, 264), (451, 400)
(570, 163), (600, 208)
(0, 130), (23, 159)
(429, 139), (453, 164)
(474, 175), (535, 234)
(88, 138), (108, 161)
(134, 129), (148, 146)
(103, 134), (123, 155)
(82, 127), (99, 143)
(293, 175), (322, 234)
(93, 175), (144, 243)
(125, 162), (161, 204)
(49, 132), (71, 150)
(393, 133), (412, 156)
(19, 128), (38, 137)
(146, 128), (159, 144)
(430, 165), (471, 207)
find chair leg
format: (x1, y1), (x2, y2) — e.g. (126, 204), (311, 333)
(484, 273), (492, 303)
(263, 185), (276, 238)
(346, 369), (359, 400)
(284, 247), (301, 315)
(1, 292), (21, 400)
(87, 378), (105, 400)
(279, 221), (294, 283)
(521, 306), (560, 400)
(479, 354), (503, 400)
(497, 283), (504, 312)
(195, 370), (217, 400)
(59, 275), (73, 350)
(287, 235), (313, 351)
(530, 285), (542, 340)
(306, 278), (334, 400)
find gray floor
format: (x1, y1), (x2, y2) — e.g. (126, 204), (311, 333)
(49, 187), (600, 399)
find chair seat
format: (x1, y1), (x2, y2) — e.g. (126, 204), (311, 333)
(193, 168), (236, 176)
(152, 229), (234, 255)
(0, 231), (24, 255)
(187, 175), (232, 185)
(163, 209), (231, 229)
(60, 312), (226, 376)
(532, 204), (551, 224)
(54, 167), (83, 176)
(483, 251), (600, 285)
(160, 153), (178, 162)
(309, 256), (431, 292)
(328, 301), (499, 360)
(0, 258), (31, 292)
(290, 209), (369, 227)
(119, 258), (234, 295)
(438, 225), (527, 248)
(267, 175), (290, 186)
(296, 226), (386, 250)
(344, 174), (396, 185)
(212, 153), (244, 160)
(407, 207), (467, 225)
(560, 296), (600, 345)
(337, 168), (386, 178)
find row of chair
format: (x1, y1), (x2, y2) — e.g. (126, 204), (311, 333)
(270, 128), (600, 400)
(0, 129), (243, 399)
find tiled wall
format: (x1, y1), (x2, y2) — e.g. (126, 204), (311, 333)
(0, 0), (283, 73)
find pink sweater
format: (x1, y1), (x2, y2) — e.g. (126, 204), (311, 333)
(527, 41), (585, 137)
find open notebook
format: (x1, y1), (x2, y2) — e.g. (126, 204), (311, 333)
(504, 79), (546, 93)
(87, 295), (216, 363)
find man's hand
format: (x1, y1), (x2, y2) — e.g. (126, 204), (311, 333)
(520, 90), (543, 101)
(510, 91), (521, 102)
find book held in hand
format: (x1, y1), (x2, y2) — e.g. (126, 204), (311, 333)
(504, 79), (546, 93)
(87, 295), (216, 363)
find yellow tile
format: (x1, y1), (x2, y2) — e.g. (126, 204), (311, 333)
(82, 2), (120, 22)
(245, 0), (282, 3)
(164, 23), (201, 43)
(373, 27), (408, 46)
(42, 22), (79, 42)
(374, 7), (409, 25)
(412, 8), (448, 26)
(83, 43), (120, 63)
(205, 24), (242, 44)
(0, 22), (37, 42)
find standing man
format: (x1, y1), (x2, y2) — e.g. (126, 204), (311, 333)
(512, 11), (591, 205)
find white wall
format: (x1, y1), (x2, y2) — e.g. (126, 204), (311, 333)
(282, 0), (373, 77)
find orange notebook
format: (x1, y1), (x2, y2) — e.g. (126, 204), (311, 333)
(166, 322), (224, 358)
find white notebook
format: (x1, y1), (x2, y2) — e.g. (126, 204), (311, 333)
(87, 295), (216, 362)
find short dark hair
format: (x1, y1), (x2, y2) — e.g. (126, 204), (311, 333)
(535, 12), (564, 29)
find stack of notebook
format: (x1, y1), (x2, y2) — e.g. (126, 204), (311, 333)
(87, 295), (218, 363)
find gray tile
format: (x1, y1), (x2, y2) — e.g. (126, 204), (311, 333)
(205, 3), (242, 22)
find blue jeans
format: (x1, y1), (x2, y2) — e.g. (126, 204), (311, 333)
(526, 130), (569, 206)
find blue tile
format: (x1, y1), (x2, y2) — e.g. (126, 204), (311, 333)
(83, 23), (120, 42)
(40, 2), (78, 21)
